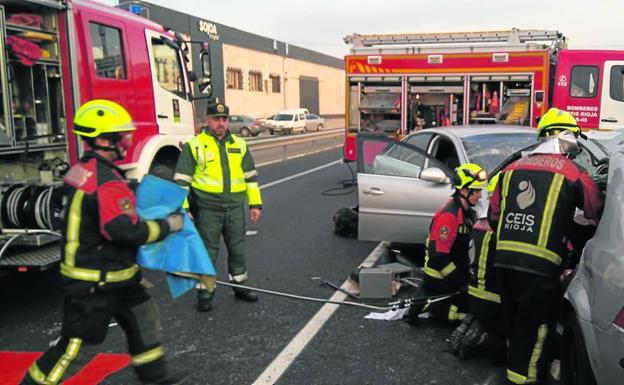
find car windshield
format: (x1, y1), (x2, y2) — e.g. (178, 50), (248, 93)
(275, 114), (293, 121)
(461, 133), (536, 173)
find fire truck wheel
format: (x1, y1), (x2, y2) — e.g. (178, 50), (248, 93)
(149, 163), (175, 181)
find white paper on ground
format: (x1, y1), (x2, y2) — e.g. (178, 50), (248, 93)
(364, 308), (409, 321)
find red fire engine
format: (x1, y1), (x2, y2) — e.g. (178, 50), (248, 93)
(343, 29), (624, 161)
(0, 0), (212, 271)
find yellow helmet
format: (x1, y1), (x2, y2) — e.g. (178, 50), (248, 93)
(454, 163), (487, 190)
(73, 100), (135, 138)
(537, 108), (581, 138)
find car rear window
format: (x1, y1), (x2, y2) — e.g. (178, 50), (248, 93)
(461, 133), (536, 173)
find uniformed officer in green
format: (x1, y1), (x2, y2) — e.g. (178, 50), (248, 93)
(174, 101), (262, 312)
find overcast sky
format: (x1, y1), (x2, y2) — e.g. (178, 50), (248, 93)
(97, 0), (623, 58)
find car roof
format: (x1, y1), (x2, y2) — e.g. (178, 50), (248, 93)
(407, 125), (536, 139)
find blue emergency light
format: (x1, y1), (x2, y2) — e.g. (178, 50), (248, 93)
(129, 4), (144, 15)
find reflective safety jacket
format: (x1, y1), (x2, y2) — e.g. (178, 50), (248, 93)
(468, 219), (500, 304)
(424, 195), (475, 290)
(489, 153), (603, 277)
(174, 131), (262, 209)
(60, 152), (171, 292)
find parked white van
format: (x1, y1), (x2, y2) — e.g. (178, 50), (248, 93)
(271, 109), (307, 135)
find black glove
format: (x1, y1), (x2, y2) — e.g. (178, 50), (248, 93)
(166, 212), (184, 233)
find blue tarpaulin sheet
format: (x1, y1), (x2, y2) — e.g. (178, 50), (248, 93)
(135, 175), (215, 299)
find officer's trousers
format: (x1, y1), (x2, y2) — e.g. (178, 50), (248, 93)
(499, 269), (559, 384)
(194, 205), (248, 290)
(21, 283), (167, 385)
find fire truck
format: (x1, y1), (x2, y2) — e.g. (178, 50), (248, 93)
(343, 29), (624, 161)
(0, 0), (212, 272)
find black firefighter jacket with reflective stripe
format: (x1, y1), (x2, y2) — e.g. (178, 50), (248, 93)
(488, 153), (603, 278)
(424, 195), (475, 291)
(468, 219), (500, 304)
(60, 152), (170, 290)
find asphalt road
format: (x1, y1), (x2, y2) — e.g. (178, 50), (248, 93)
(0, 147), (505, 385)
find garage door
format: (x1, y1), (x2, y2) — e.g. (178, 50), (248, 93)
(299, 76), (319, 114)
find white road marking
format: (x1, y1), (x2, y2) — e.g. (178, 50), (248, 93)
(252, 241), (389, 385)
(259, 159), (342, 190)
(256, 144), (342, 167)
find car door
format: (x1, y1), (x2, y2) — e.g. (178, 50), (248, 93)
(599, 61), (624, 129)
(296, 113), (307, 132)
(357, 134), (454, 243)
(229, 116), (241, 133)
(305, 114), (314, 131)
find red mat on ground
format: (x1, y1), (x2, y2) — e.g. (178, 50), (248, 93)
(0, 351), (131, 384)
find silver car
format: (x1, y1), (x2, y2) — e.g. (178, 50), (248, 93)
(356, 126), (537, 244)
(356, 125), (611, 244)
(305, 114), (326, 131)
(562, 135), (624, 385)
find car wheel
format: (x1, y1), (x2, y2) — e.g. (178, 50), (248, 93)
(269, 129), (274, 135)
(316, 124), (323, 131)
(561, 312), (597, 385)
(286, 128), (293, 135)
(240, 127), (251, 137)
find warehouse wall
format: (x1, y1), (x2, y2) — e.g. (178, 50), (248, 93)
(223, 44), (344, 118)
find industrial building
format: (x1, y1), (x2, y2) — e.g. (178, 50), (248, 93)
(119, 1), (345, 121)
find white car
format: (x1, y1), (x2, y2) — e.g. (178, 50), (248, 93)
(271, 110), (307, 135)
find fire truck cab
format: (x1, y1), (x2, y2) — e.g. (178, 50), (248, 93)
(0, 0), (210, 272)
(343, 29), (624, 161)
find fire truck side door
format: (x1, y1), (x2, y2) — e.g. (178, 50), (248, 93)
(356, 135), (453, 244)
(145, 29), (194, 136)
(599, 61), (624, 130)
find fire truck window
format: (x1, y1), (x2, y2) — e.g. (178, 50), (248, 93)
(151, 37), (185, 98)
(609, 65), (624, 102)
(89, 22), (126, 79)
(570, 66), (599, 98)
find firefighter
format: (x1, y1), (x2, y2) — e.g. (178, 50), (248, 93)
(449, 176), (506, 362)
(407, 163), (488, 325)
(488, 108), (604, 385)
(174, 100), (262, 312)
(21, 100), (187, 385)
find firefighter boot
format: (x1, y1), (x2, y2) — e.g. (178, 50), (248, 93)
(233, 286), (258, 302)
(449, 314), (474, 355)
(457, 318), (487, 359)
(197, 289), (214, 312)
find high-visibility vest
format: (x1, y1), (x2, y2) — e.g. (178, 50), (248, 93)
(188, 132), (262, 206)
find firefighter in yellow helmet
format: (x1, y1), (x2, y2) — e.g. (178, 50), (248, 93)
(449, 175), (506, 363)
(174, 101), (262, 312)
(536, 107), (581, 139)
(21, 100), (187, 385)
(407, 163), (487, 325)
(488, 108), (603, 384)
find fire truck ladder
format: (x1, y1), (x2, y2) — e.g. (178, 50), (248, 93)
(344, 28), (565, 48)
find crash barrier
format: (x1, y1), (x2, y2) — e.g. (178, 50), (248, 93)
(247, 128), (343, 164)
(0, 183), (64, 231)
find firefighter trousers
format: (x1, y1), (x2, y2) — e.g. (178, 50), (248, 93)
(499, 269), (559, 384)
(194, 205), (248, 292)
(21, 282), (167, 385)
(423, 279), (468, 324)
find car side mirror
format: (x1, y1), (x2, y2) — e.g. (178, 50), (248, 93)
(420, 167), (450, 184)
